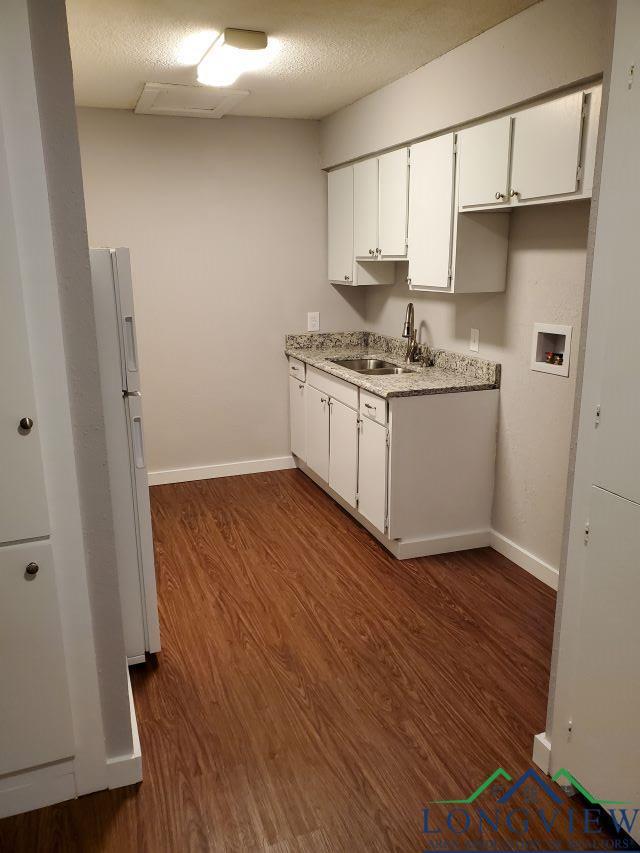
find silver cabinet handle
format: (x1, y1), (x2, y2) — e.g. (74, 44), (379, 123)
(510, 189), (519, 198)
(495, 192), (505, 200)
(376, 247), (381, 255)
(364, 403), (376, 411)
(320, 397), (327, 404)
(298, 383), (304, 390)
(369, 249), (375, 255)
(25, 562), (39, 576)
(291, 364), (299, 371)
(344, 274), (350, 281)
(19, 416), (34, 432)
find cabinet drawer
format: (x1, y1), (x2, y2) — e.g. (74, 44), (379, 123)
(288, 357), (306, 381)
(359, 389), (387, 425)
(307, 366), (358, 410)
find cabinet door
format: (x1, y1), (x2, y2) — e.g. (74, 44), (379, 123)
(510, 92), (584, 201)
(353, 157), (379, 259)
(458, 116), (512, 208)
(0, 540), (74, 775)
(327, 166), (354, 283)
(0, 129), (49, 544)
(407, 135), (455, 289)
(566, 487), (640, 806)
(289, 376), (306, 462)
(378, 148), (409, 257)
(328, 399), (358, 508)
(305, 385), (329, 481)
(358, 416), (388, 533)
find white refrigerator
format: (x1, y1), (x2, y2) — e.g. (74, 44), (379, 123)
(90, 247), (161, 665)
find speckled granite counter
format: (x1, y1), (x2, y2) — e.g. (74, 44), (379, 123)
(285, 332), (500, 399)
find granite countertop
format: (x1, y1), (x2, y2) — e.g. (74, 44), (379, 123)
(285, 332), (501, 399)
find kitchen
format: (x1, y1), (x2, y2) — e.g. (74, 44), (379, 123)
(0, 0), (638, 850)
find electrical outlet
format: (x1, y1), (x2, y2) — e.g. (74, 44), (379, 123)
(470, 328), (479, 352)
(307, 312), (320, 332)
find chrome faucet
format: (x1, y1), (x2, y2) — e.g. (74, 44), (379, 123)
(402, 302), (418, 363)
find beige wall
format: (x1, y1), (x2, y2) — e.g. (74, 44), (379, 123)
(321, 0), (612, 167)
(366, 201), (590, 570)
(77, 108), (366, 476)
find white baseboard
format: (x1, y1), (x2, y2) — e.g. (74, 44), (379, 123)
(0, 760), (76, 819)
(148, 455), (295, 486)
(106, 671), (142, 789)
(489, 530), (559, 590)
(392, 530), (490, 560)
(532, 731), (552, 774)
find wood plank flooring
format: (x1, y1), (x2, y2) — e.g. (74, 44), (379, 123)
(0, 470), (616, 851)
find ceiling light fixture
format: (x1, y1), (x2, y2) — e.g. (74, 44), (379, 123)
(197, 28), (279, 88)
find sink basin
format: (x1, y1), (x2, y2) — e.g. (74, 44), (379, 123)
(330, 358), (415, 376)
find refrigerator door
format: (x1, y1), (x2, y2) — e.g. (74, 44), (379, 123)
(125, 392), (161, 655)
(111, 248), (141, 394)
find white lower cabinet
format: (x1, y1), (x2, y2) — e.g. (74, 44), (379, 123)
(289, 376), (306, 462)
(289, 357), (498, 559)
(328, 398), (358, 507)
(305, 384), (329, 481)
(357, 415), (388, 533)
(0, 540), (74, 775)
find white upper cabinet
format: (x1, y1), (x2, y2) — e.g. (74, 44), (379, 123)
(458, 116), (512, 209)
(510, 91), (584, 202)
(353, 149), (408, 260)
(354, 158), (379, 259)
(378, 148), (409, 257)
(407, 134), (456, 289)
(327, 166), (354, 284)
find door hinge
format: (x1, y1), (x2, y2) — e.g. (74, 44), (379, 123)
(584, 521), (590, 545)
(595, 404), (601, 427)
(576, 164), (583, 183)
(385, 430), (390, 447)
(453, 139), (458, 154)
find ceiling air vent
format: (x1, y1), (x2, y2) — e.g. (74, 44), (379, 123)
(134, 83), (249, 119)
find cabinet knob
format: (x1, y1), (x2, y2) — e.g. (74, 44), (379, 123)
(376, 248), (381, 254)
(495, 192), (505, 200)
(298, 383), (304, 390)
(25, 562), (39, 576)
(19, 416), (34, 433)
(407, 277), (412, 285)
(369, 249), (375, 255)
(509, 189), (519, 198)
(344, 274), (350, 281)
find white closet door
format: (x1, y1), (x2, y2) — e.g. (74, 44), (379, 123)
(511, 92), (584, 201)
(0, 540), (74, 775)
(458, 116), (512, 208)
(305, 385), (329, 482)
(328, 398), (358, 508)
(353, 158), (379, 259)
(357, 416), (388, 533)
(327, 166), (354, 283)
(289, 376), (306, 462)
(567, 486), (640, 805)
(407, 135), (455, 289)
(378, 148), (408, 257)
(0, 121), (49, 544)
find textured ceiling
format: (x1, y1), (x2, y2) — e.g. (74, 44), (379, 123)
(66, 0), (540, 120)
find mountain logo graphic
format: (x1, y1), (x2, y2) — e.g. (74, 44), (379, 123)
(432, 767), (629, 806)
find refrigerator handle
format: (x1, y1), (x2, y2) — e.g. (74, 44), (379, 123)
(123, 315), (139, 374)
(131, 415), (146, 469)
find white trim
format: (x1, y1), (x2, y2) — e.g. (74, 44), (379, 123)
(0, 760), (76, 819)
(391, 530), (490, 559)
(489, 530), (559, 590)
(106, 672), (142, 789)
(148, 455), (296, 486)
(532, 731), (552, 774)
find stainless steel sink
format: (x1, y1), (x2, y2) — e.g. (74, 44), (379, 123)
(330, 358), (415, 376)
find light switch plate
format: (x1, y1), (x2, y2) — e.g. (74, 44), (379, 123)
(470, 328), (479, 352)
(307, 312), (320, 332)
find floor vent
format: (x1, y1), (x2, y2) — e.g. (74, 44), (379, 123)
(134, 83), (249, 119)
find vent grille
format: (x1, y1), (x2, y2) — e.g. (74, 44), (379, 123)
(134, 83), (249, 119)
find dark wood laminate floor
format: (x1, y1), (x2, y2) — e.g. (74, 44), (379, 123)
(0, 470), (611, 852)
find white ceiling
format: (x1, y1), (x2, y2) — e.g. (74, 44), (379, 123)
(66, 0), (540, 120)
